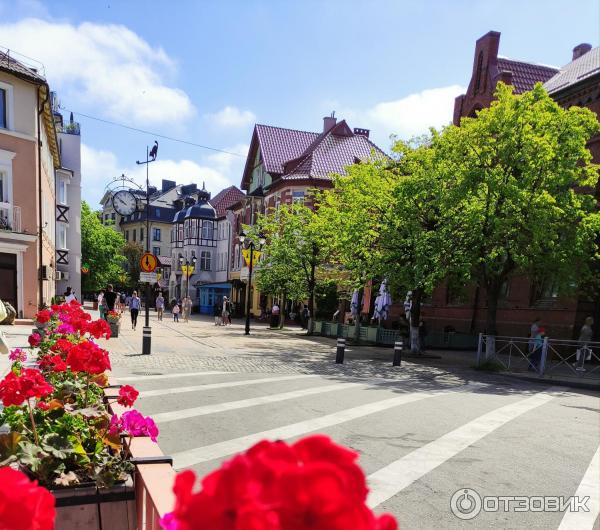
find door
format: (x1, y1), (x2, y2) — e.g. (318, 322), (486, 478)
(0, 253), (17, 313)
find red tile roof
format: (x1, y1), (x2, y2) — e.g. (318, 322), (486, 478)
(497, 58), (559, 94)
(255, 125), (319, 174)
(209, 185), (245, 218)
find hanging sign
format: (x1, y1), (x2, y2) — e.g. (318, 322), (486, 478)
(242, 248), (261, 267)
(140, 252), (158, 272)
(140, 272), (158, 283)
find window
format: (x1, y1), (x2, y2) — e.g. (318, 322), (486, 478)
(57, 179), (67, 204)
(156, 208), (160, 217)
(292, 191), (305, 203)
(140, 228), (144, 242)
(125, 230), (129, 241)
(152, 246), (160, 256)
(132, 229), (136, 242)
(57, 224), (67, 249)
(0, 170), (5, 203)
(200, 250), (211, 271)
(475, 51), (484, 93)
(201, 220), (213, 240)
(153, 228), (161, 241)
(234, 247), (239, 270)
(111, 212), (115, 221)
(0, 88), (6, 129)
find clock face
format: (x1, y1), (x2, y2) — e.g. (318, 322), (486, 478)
(112, 190), (137, 216)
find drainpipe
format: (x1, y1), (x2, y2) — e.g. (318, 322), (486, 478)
(37, 88), (49, 309)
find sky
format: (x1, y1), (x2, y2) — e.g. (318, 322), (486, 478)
(0, 0), (598, 206)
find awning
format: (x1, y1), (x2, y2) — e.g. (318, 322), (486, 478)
(196, 282), (232, 289)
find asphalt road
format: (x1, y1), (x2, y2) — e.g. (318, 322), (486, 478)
(105, 314), (600, 530)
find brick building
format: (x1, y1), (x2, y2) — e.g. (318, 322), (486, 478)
(425, 31), (600, 339)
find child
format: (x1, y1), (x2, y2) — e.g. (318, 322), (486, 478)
(172, 302), (180, 323)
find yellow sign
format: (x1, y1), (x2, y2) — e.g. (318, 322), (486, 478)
(140, 252), (158, 272)
(242, 248), (262, 267)
(181, 265), (195, 275)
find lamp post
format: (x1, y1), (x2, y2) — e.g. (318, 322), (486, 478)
(179, 256), (197, 298)
(136, 141), (158, 355)
(239, 231), (266, 335)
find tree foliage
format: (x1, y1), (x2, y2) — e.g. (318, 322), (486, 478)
(122, 242), (143, 290)
(81, 201), (126, 293)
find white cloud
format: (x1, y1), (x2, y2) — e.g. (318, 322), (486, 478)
(81, 144), (243, 207)
(0, 18), (195, 126)
(205, 106), (256, 129)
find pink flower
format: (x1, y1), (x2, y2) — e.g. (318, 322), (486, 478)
(28, 333), (42, 347)
(8, 348), (26, 362)
(56, 323), (76, 335)
(112, 410), (159, 442)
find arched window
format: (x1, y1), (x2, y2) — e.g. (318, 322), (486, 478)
(475, 51), (484, 93)
(200, 251), (211, 271)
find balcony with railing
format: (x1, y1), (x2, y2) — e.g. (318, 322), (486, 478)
(0, 204), (22, 232)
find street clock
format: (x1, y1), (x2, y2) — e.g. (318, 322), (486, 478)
(112, 190), (137, 216)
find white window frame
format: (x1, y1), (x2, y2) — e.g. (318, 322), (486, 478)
(57, 178), (68, 205)
(57, 223), (67, 250)
(0, 81), (15, 131)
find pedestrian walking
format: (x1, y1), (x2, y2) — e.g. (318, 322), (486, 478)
(529, 317), (541, 353)
(213, 302), (222, 326)
(301, 304), (310, 329)
(130, 291), (141, 330)
(156, 292), (165, 321)
(270, 301), (280, 328)
(182, 296), (193, 323)
(97, 290), (105, 320)
(221, 296), (230, 326)
(64, 287), (77, 304)
(575, 316), (594, 371)
(104, 284), (117, 312)
(172, 301), (180, 323)
(529, 327), (546, 371)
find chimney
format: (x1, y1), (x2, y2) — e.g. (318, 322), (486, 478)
(572, 43), (592, 61)
(161, 179), (176, 192)
(323, 111), (337, 132)
(353, 128), (370, 138)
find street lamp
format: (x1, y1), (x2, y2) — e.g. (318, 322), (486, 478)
(179, 256), (197, 298)
(136, 141), (158, 355)
(239, 231), (266, 335)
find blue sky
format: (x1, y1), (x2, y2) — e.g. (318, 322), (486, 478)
(1, 0), (598, 205)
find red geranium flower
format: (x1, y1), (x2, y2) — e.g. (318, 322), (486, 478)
(51, 338), (74, 356)
(35, 309), (51, 324)
(28, 333), (42, 348)
(164, 435), (397, 530)
(38, 354), (67, 373)
(0, 368), (53, 407)
(0, 467), (55, 530)
(36, 401), (50, 410)
(85, 318), (112, 339)
(66, 340), (111, 374)
(117, 385), (139, 407)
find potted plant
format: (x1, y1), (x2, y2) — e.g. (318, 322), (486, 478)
(0, 302), (158, 530)
(106, 310), (121, 338)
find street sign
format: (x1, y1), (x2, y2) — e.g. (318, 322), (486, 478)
(140, 272), (158, 283)
(242, 248), (261, 267)
(140, 252), (158, 272)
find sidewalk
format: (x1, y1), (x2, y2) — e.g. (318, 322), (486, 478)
(0, 324), (34, 376)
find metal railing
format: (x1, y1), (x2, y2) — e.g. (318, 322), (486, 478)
(477, 334), (600, 379)
(0, 204), (21, 232)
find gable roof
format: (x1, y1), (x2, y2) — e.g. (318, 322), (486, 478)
(241, 120), (386, 189)
(543, 47), (600, 94)
(209, 185), (245, 218)
(0, 50), (46, 83)
(496, 58), (559, 94)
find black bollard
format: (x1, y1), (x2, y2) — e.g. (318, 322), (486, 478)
(336, 338), (346, 364)
(393, 340), (403, 366)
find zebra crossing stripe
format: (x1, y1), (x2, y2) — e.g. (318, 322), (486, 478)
(172, 383), (477, 469)
(138, 374), (321, 398)
(115, 371), (234, 382)
(152, 383), (364, 424)
(367, 387), (559, 508)
(557, 444), (600, 530)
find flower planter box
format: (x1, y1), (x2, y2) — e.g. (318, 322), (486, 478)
(109, 321), (121, 338)
(310, 320), (322, 334)
(52, 479), (135, 530)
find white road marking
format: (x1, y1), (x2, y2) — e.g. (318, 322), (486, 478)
(172, 383), (478, 469)
(557, 444), (600, 530)
(115, 371), (234, 382)
(367, 387), (559, 508)
(153, 383), (364, 424)
(138, 374), (321, 398)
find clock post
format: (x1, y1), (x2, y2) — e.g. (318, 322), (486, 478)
(136, 141), (158, 355)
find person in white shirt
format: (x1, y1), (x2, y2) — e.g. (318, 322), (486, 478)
(65, 287), (77, 304)
(129, 291), (141, 330)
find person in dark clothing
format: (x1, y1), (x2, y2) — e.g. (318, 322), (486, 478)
(103, 284), (117, 312)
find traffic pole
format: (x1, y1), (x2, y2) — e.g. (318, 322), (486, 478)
(393, 340), (403, 366)
(335, 338), (346, 364)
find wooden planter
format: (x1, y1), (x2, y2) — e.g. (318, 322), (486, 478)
(52, 479), (135, 530)
(109, 321), (121, 338)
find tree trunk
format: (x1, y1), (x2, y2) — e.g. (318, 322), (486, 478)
(354, 287), (363, 343)
(308, 262), (316, 321)
(410, 288), (422, 353)
(279, 291), (286, 329)
(485, 282), (500, 336)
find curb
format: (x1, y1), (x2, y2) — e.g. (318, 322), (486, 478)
(497, 372), (600, 391)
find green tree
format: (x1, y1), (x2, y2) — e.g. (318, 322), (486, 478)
(81, 201), (126, 293)
(440, 83), (600, 335)
(122, 242), (143, 289)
